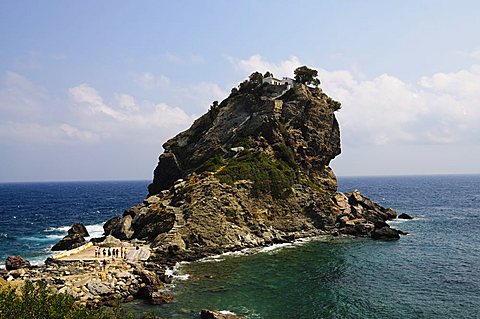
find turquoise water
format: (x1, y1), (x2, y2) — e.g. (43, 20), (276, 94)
(134, 175), (480, 318)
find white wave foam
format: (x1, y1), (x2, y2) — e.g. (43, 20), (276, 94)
(29, 254), (53, 266)
(85, 223), (105, 239)
(45, 234), (64, 240)
(198, 235), (330, 264)
(258, 242), (293, 253)
(43, 222), (105, 239)
(165, 262), (190, 282)
(22, 235), (62, 242)
(387, 219), (408, 225)
(0, 250), (53, 270)
(198, 248), (252, 263)
(387, 216), (422, 224)
(219, 310), (237, 315)
(44, 226), (70, 233)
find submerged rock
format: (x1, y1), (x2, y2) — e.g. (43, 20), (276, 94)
(201, 309), (245, 319)
(371, 226), (401, 240)
(398, 213), (413, 219)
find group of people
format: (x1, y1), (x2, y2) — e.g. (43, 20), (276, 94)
(94, 246), (127, 260)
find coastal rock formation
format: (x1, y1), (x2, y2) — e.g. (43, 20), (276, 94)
(68, 223), (89, 237)
(332, 190), (398, 238)
(51, 234), (86, 251)
(5, 255), (31, 271)
(104, 69), (404, 264)
(52, 223), (90, 251)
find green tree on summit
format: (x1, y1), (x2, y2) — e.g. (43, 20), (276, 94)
(249, 71), (263, 85)
(294, 66), (320, 87)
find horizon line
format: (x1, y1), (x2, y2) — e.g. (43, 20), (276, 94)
(1, 172), (480, 184)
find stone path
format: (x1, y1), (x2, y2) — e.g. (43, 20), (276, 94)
(162, 203), (186, 242)
(55, 244), (151, 263)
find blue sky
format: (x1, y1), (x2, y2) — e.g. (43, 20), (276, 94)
(1, 0), (480, 182)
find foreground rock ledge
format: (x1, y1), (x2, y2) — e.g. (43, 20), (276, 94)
(201, 309), (245, 319)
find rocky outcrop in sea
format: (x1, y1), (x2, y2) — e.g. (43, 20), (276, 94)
(104, 69), (404, 264)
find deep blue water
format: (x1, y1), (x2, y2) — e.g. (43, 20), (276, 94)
(0, 180), (149, 266)
(1, 176), (479, 318)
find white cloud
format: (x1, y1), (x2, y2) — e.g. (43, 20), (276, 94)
(0, 72), (195, 145)
(69, 83), (195, 141)
(228, 54), (302, 78)
(320, 67), (480, 146)
(114, 93), (139, 111)
(419, 65), (480, 98)
(133, 71), (228, 112)
(69, 84), (128, 121)
(0, 72), (99, 144)
(0, 122), (98, 144)
(59, 123), (99, 142)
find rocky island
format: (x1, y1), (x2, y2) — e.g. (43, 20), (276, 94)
(105, 67), (404, 260)
(2, 67), (405, 315)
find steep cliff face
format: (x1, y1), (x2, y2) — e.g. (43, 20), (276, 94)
(148, 83), (341, 196)
(104, 75), (402, 261)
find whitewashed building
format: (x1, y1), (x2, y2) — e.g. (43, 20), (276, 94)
(263, 76), (294, 89)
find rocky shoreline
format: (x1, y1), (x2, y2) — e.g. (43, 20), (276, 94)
(1, 188), (407, 311)
(2, 244), (173, 309)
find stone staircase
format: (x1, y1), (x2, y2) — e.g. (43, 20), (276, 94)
(161, 202), (186, 243)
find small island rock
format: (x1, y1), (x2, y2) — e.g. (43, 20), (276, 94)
(398, 213), (413, 219)
(51, 233), (86, 251)
(68, 223), (89, 237)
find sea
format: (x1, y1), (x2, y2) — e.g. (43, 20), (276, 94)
(0, 175), (479, 319)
